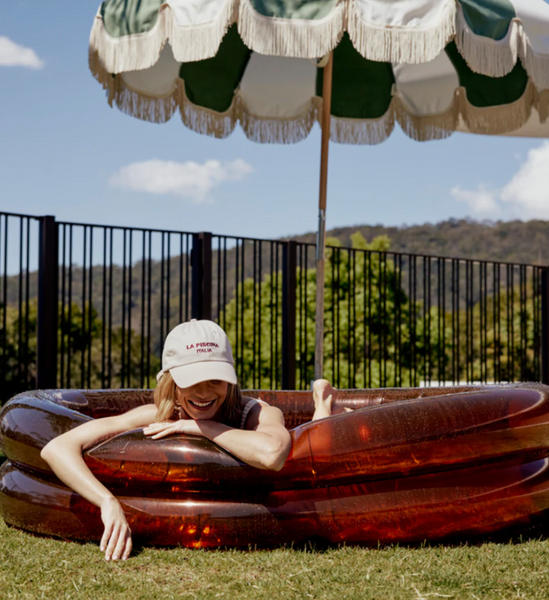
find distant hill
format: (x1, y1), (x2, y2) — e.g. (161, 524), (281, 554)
(294, 219), (549, 265)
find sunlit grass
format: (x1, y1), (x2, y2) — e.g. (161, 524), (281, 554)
(2, 518), (549, 599)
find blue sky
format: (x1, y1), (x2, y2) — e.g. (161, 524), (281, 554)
(1, 1), (548, 242)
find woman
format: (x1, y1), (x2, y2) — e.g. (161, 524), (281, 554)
(40, 319), (292, 562)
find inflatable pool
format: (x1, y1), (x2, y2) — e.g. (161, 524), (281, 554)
(2, 384), (549, 548)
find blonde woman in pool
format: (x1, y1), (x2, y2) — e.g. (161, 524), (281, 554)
(41, 320), (291, 562)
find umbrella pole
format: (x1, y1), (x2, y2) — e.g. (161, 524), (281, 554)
(314, 51), (333, 382)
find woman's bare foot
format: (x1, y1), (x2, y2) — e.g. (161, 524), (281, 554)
(312, 379), (338, 421)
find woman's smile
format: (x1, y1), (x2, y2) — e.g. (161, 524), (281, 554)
(176, 380), (228, 419)
(187, 398), (217, 409)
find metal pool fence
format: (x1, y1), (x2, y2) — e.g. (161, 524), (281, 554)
(1, 211), (549, 402)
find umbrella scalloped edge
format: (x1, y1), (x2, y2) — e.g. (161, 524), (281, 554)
(91, 65), (547, 145)
(456, 7), (549, 91)
(90, 0), (549, 85)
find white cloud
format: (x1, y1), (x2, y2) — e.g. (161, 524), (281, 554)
(451, 142), (549, 220)
(109, 159), (254, 203)
(0, 36), (44, 69)
(500, 143), (549, 218)
(450, 184), (498, 215)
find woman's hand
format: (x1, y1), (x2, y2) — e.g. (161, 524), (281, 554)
(100, 497), (132, 561)
(143, 419), (204, 439)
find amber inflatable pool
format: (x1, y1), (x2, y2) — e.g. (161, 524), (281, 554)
(2, 384), (549, 548)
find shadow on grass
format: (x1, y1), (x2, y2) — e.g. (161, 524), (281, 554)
(124, 521), (549, 556)
(4, 519), (549, 562)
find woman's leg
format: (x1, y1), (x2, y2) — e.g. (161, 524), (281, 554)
(312, 379), (338, 420)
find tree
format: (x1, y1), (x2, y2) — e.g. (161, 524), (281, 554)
(220, 232), (542, 390)
(221, 233), (429, 389)
(0, 301), (160, 405)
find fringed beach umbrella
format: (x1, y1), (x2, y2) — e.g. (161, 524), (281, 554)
(89, 0), (549, 379)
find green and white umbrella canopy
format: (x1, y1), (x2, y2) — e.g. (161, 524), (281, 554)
(90, 0), (549, 143)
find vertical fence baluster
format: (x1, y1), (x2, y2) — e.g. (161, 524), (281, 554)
(0, 216), (6, 390)
(350, 250), (356, 388)
(60, 225), (66, 387)
(534, 267), (541, 381)
(87, 228), (93, 389)
(37, 216), (58, 389)
(128, 231), (133, 388)
(542, 268), (549, 384)
(146, 231), (152, 386)
(108, 229), (114, 388)
(258, 242), (263, 389)
(18, 220), (23, 384)
(179, 234), (184, 325)
(396, 254), (402, 388)
(24, 218), (31, 387)
(67, 226), (73, 388)
(282, 240), (296, 390)
(140, 231), (146, 388)
(381, 252), (387, 388)
(102, 228), (107, 387)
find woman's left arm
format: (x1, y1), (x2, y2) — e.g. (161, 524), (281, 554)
(143, 404), (291, 471)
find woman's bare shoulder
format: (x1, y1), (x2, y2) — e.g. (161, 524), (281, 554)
(240, 395), (269, 408)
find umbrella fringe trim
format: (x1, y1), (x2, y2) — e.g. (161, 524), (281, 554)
(106, 75), (180, 124)
(394, 83), (540, 140)
(347, 0), (456, 64)
(170, 0), (239, 63)
(520, 38), (549, 92)
(456, 7), (549, 90)
(456, 82), (536, 136)
(329, 110), (395, 145)
(239, 97), (317, 144)
(89, 9), (170, 74)
(89, 3), (238, 74)
(89, 1), (549, 82)
(455, 6), (519, 79)
(394, 99), (456, 142)
(238, 0), (345, 59)
(178, 80), (236, 139)
(90, 74), (545, 142)
(89, 47), (112, 90)
(537, 91), (549, 124)
(178, 85), (318, 143)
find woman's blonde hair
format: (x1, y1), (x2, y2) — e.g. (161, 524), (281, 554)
(153, 372), (242, 426)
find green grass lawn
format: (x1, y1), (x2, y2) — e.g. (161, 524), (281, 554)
(2, 517), (549, 600)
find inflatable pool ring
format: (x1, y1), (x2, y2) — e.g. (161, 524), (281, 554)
(2, 384), (549, 548)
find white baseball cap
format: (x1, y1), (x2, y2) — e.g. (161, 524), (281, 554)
(156, 319), (237, 388)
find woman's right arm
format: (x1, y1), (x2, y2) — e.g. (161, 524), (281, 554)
(40, 404), (157, 561)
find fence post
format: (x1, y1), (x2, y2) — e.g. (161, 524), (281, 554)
(282, 240), (297, 390)
(37, 216), (58, 389)
(191, 232), (212, 320)
(542, 268), (549, 384)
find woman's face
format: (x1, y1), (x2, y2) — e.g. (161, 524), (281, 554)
(175, 379), (228, 420)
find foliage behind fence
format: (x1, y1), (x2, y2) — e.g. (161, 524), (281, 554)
(1, 212), (548, 403)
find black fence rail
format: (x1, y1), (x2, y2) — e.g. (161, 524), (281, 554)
(1, 211), (549, 403)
